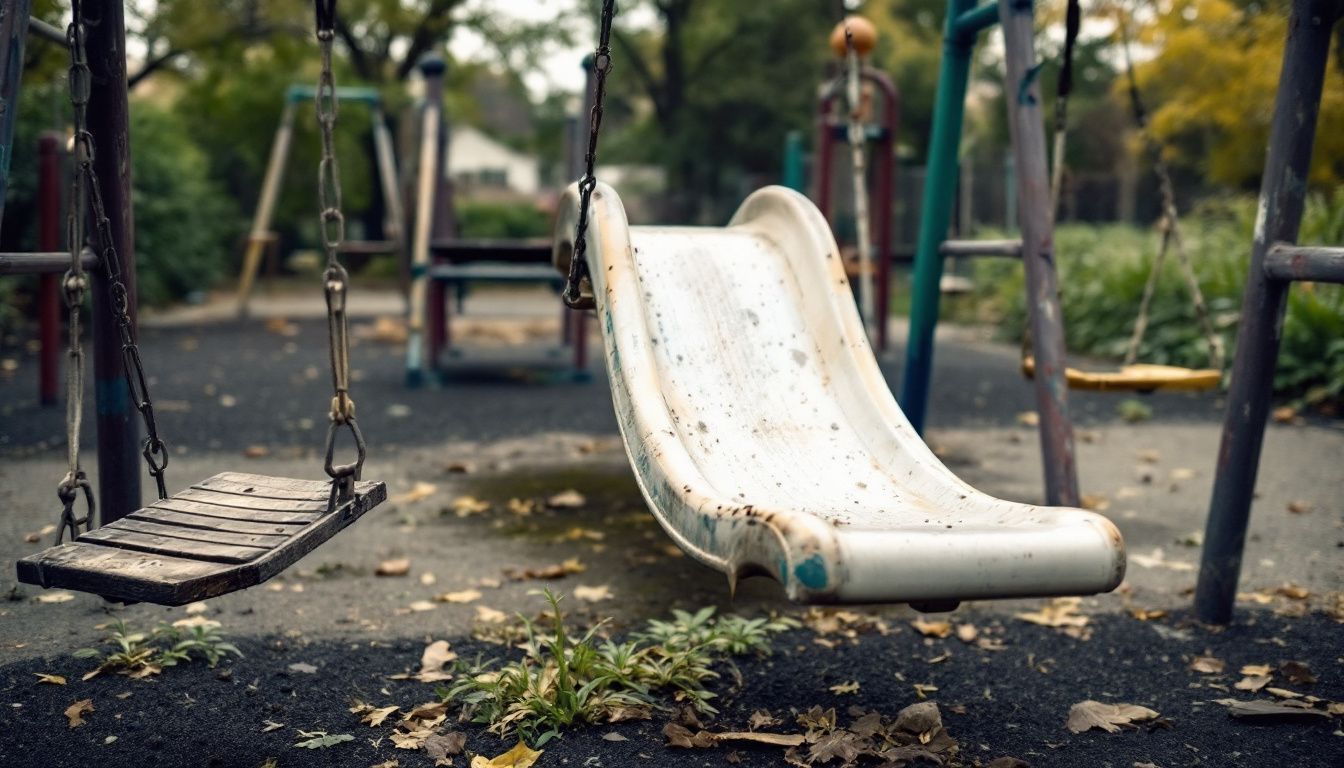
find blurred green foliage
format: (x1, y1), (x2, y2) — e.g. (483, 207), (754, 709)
(455, 200), (552, 239)
(967, 191), (1344, 407)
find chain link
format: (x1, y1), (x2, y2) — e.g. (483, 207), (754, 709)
(314, 1), (366, 506)
(562, 0), (617, 310)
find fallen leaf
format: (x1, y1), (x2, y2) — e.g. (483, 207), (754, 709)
(1128, 548), (1196, 572)
(1276, 583), (1310, 600)
(1129, 608), (1168, 621)
(1080, 493), (1110, 512)
(1285, 500), (1313, 514)
(546, 489), (587, 508)
(287, 662), (319, 675)
(416, 640), (457, 683)
(1240, 664), (1272, 676)
(1017, 411), (1039, 426)
(912, 683), (939, 699)
(1015, 597), (1091, 638)
(1189, 655), (1226, 675)
(602, 732), (629, 742)
(243, 445), (271, 459)
(748, 709), (780, 730)
(663, 722), (716, 748)
(1271, 405), (1298, 423)
(184, 601), (209, 615)
(715, 732), (805, 747)
(262, 720), (285, 732)
(65, 699), (94, 728)
(505, 558), (586, 581)
(1065, 700), (1159, 733)
(469, 741), (542, 768)
(1137, 449), (1161, 463)
(955, 624), (978, 643)
(829, 681), (860, 695)
(424, 732), (466, 763)
(362, 706), (400, 727)
(1280, 661), (1317, 686)
(1214, 698), (1330, 720)
(35, 673), (67, 686)
(393, 483), (438, 505)
(475, 606), (508, 623)
(407, 600), (437, 613)
(1170, 467), (1196, 481)
(1266, 687), (1301, 699)
(376, 558), (411, 577)
(450, 495), (490, 516)
(910, 619), (951, 638)
(574, 584), (613, 602)
(265, 317), (300, 337)
(1235, 675), (1272, 692)
(36, 592), (76, 603)
(436, 589), (482, 604)
(293, 730), (355, 749)
(420, 572), (437, 586)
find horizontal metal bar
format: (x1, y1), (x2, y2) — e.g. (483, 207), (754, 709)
(0, 249), (98, 276)
(1264, 243), (1344, 283)
(28, 17), (65, 45)
(952, 3), (1000, 39)
(939, 239), (1021, 258)
(285, 84), (382, 105)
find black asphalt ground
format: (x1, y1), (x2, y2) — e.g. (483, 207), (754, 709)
(2, 313), (1340, 768)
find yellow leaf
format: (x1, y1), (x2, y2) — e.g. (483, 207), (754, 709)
(393, 482), (438, 505)
(65, 698), (94, 727)
(829, 680), (860, 695)
(376, 558), (411, 577)
(910, 619), (951, 638)
(470, 741), (542, 768)
(436, 589), (482, 604)
(475, 606), (508, 623)
(361, 705), (400, 727)
(573, 584), (613, 602)
(34, 673), (66, 685)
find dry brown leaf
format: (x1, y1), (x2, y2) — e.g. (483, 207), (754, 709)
(1276, 583), (1310, 600)
(1215, 698), (1330, 720)
(393, 483), (438, 505)
(955, 624), (978, 643)
(828, 681), (860, 695)
(376, 558), (411, 577)
(36, 592), (75, 603)
(1129, 607), (1168, 621)
(436, 589), (482, 604)
(714, 732), (805, 747)
(34, 673), (66, 685)
(1235, 675), (1272, 692)
(1240, 664), (1272, 677)
(1080, 493), (1110, 512)
(1017, 411), (1039, 426)
(1266, 687), (1302, 699)
(243, 445), (271, 459)
(505, 558), (586, 581)
(1279, 661), (1317, 686)
(1015, 597), (1091, 638)
(602, 732), (628, 742)
(912, 683), (939, 699)
(910, 619), (951, 638)
(546, 489), (587, 509)
(475, 606), (508, 623)
(1065, 700), (1159, 733)
(662, 723), (716, 748)
(406, 600), (436, 613)
(1270, 405), (1298, 423)
(451, 495), (490, 516)
(1189, 655), (1226, 675)
(470, 741), (542, 767)
(424, 732), (467, 764)
(362, 705), (400, 727)
(1285, 500), (1313, 514)
(574, 584), (613, 602)
(748, 709), (780, 730)
(416, 640), (457, 683)
(65, 698), (94, 728)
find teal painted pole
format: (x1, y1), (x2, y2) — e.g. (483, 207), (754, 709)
(898, 0), (981, 433)
(782, 130), (805, 192)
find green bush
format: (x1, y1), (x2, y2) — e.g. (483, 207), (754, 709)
(454, 200), (552, 239)
(969, 190), (1344, 408)
(130, 104), (244, 306)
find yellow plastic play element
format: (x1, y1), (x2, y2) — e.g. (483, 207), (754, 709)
(830, 15), (877, 57)
(1022, 357), (1221, 393)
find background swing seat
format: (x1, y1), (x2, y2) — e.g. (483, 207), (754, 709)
(17, 472), (385, 605)
(554, 183), (1125, 605)
(1021, 356), (1221, 393)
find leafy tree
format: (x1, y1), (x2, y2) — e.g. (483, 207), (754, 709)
(1126, 0), (1344, 187)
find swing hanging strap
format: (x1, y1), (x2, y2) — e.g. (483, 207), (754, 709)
(1116, 8), (1223, 371)
(562, 0), (617, 310)
(313, 0), (367, 506)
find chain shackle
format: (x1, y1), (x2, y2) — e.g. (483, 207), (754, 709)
(56, 471), (95, 544)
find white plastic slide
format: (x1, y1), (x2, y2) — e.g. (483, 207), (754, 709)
(553, 183), (1125, 604)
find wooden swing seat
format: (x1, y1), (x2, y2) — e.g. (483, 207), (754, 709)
(16, 472), (385, 605)
(1022, 356), (1221, 393)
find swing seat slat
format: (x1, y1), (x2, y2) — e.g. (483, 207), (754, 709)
(16, 472), (385, 605)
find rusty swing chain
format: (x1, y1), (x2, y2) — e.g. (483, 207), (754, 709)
(54, 1), (171, 545)
(55, 12), (95, 543)
(314, 0), (367, 507)
(562, 0), (617, 310)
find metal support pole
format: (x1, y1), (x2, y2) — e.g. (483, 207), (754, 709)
(0, 0), (34, 228)
(899, 0), (978, 434)
(236, 101), (296, 317)
(406, 55), (443, 387)
(38, 133), (61, 406)
(871, 74), (898, 353)
(1195, 0), (1338, 625)
(418, 55), (450, 376)
(998, 0), (1078, 506)
(86, 0), (141, 525)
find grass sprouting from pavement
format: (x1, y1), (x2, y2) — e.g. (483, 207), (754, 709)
(74, 617), (242, 679)
(442, 589), (797, 745)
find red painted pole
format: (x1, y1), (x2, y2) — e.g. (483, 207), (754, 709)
(37, 133), (61, 406)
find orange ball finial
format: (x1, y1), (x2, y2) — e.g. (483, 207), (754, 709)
(830, 15), (877, 58)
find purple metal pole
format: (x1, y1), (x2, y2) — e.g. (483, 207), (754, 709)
(999, 0), (1078, 506)
(86, 0), (142, 525)
(1195, 0), (1339, 624)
